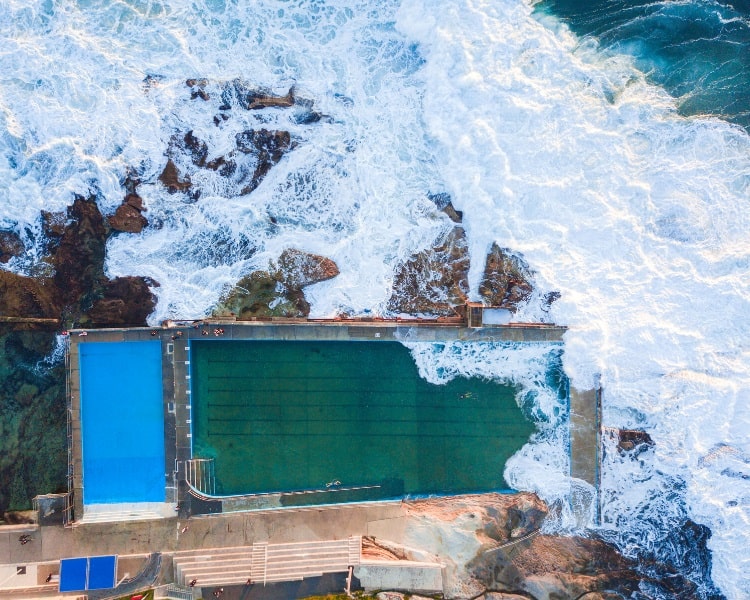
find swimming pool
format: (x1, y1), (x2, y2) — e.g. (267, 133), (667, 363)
(78, 341), (165, 504)
(190, 340), (534, 500)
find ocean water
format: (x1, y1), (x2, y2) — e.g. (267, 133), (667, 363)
(1, 0), (749, 597)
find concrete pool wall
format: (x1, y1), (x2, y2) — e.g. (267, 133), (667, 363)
(66, 319), (590, 524)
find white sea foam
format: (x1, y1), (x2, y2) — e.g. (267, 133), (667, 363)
(2, 0), (750, 596)
(397, 0), (750, 595)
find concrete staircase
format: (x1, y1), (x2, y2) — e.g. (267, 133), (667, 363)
(173, 537), (361, 587)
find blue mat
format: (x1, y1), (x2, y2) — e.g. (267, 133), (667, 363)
(88, 555), (117, 590)
(59, 555), (117, 592)
(59, 557), (87, 592)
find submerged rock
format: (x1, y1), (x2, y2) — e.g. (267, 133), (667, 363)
(236, 129), (293, 194)
(86, 276), (158, 327)
(429, 192), (463, 223)
(182, 130), (209, 167)
(0, 270), (58, 321)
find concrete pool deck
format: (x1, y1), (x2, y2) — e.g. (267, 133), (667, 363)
(1, 317), (604, 597)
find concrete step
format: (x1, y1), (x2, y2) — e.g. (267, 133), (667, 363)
(178, 564), (253, 579)
(188, 575), (253, 586)
(266, 540), (350, 551)
(176, 556), (254, 569)
(266, 565), (349, 579)
(173, 546), (253, 559)
(189, 573), (303, 586)
(78, 510), (163, 523)
(266, 550), (349, 562)
(266, 558), (349, 573)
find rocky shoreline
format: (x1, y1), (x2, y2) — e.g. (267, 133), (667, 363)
(0, 80), (720, 598)
(352, 492), (708, 599)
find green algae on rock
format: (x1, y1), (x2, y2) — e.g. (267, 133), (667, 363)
(214, 249), (340, 319)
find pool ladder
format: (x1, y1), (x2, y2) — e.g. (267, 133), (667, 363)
(185, 458), (216, 495)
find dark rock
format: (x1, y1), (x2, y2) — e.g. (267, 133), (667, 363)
(0, 231), (24, 263)
(0, 194), (158, 329)
(272, 248), (340, 289)
(429, 192), (463, 223)
(388, 227), (470, 316)
(108, 203), (148, 234)
(124, 193), (145, 212)
(235, 129), (292, 194)
(186, 78), (209, 101)
(479, 244), (533, 311)
(617, 429), (653, 450)
(235, 129), (291, 158)
(158, 159), (192, 193)
(52, 195), (108, 307)
(183, 131), (208, 167)
(86, 277), (157, 327)
(240, 86), (294, 110)
(205, 155), (237, 177)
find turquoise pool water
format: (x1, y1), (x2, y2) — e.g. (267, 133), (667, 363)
(78, 341), (165, 504)
(191, 340), (534, 500)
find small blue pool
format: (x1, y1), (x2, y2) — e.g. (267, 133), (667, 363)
(79, 341), (165, 504)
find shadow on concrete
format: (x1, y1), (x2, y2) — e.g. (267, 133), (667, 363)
(201, 573), (361, 600)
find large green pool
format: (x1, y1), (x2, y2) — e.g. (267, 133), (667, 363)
(190, 340), (534, 500)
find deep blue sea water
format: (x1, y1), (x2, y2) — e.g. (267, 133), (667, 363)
(535, 0), (750, 130)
